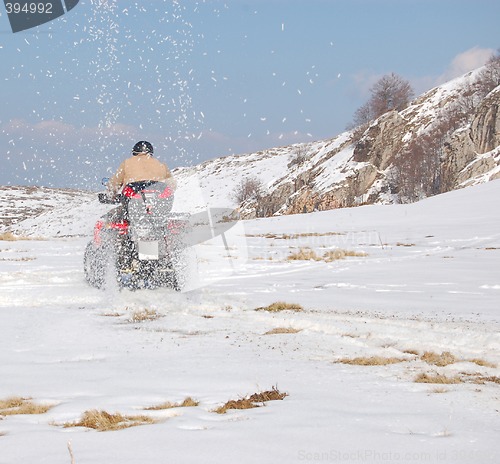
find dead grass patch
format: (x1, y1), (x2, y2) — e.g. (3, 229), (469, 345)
(248, 387), (288, 403)
(469, 375), (500, 385)
(0, 232), (35, 241)
(287, 247), (322, 261)
(396, 242), (416, 247)
(61, 410), (158, 431)
(145, 397), (199, 411)
(129, 308), (163, 322)
(0, 397), (53, 416)
(255, 301), (303, 312)
(414, 373), (462, 384)
(420, 351), (457, 367)
(214, 387), (288, 414)
(265, 327), (301, 335)
(246, 232), (344, 240)
(468, 358), (497, 368)
(337, 356), (407, 366)
(323, 249), (367, 261)
(402, 349), (420, 356)
(430, 387), (449, 394)
(287, 247), (367, 262)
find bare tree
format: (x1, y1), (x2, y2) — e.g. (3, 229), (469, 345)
(231, 176), (265, 205)
(477, 48), (500, 96)
(348, 73), (414, 131)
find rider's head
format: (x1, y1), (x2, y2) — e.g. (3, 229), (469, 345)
(132, 141), (154, 156)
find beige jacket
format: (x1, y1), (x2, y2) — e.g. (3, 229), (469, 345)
(108, 153), (176, 194)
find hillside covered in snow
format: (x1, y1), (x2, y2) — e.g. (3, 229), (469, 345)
(171, 65), (500, 218)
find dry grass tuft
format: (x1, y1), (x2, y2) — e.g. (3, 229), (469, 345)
(0, 397), (53, 416)
(420, 351), (457, 367)
(0, 232), (35, 241)
(323, 249), (368, 261)
(468, 358), (497, 368)
(247, 387), (288, 403)
(287, 247), (367, 262)
(255, 301), (303, 312)
(337, 356), (407, 366)
(213, 398), (258, 414)
(402, 349), (420, 356)
(414, 373), (462, 384)
(265, 327), (301, 335)
(145, 397), (199, 411)
(214, 387), (287, 414)
(470, 375), (500, 385)
(129, 308), (163, 322)
(0, 232), (20, 241)
(430, 387), (449, 394)
(287, 247), (322, 261)
(61, 409), (158, 431)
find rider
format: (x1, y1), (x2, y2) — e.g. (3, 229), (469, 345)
(108, 141), (177, 196)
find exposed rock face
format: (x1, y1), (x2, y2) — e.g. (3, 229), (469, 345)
(443, 88), (500, 189)
(246, 80), (499, 218)
(352, 111), (406, 170)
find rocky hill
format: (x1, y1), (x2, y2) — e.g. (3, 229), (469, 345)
(2, 66), (499, 230)
(173, 66), (500, 218)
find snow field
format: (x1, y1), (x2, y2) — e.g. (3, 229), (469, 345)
(0, 181), (499, 463)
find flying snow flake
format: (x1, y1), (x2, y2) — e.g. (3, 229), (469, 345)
(281, 23), (285, 32)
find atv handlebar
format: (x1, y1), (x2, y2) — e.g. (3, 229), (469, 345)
(98, 192), (123, 204)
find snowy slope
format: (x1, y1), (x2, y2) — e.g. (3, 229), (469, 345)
(172, 69), (500, 217)
(0, 180), (499, 464)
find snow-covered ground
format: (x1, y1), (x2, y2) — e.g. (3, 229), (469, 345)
(1, 181), (499, 463)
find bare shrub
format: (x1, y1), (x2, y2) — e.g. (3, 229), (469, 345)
(231, 176), (265, 204)
(288, 145), (309, 168)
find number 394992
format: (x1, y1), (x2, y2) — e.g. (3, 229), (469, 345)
(5, 3), (54, 14)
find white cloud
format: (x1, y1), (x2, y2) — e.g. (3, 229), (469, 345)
(438, 47), (495, 84)
(410, 47), (495, 96)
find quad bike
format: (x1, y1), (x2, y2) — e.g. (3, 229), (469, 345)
(84, 180), (190, 291)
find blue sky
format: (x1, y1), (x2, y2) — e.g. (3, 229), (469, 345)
(0, 0), (499, 189)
